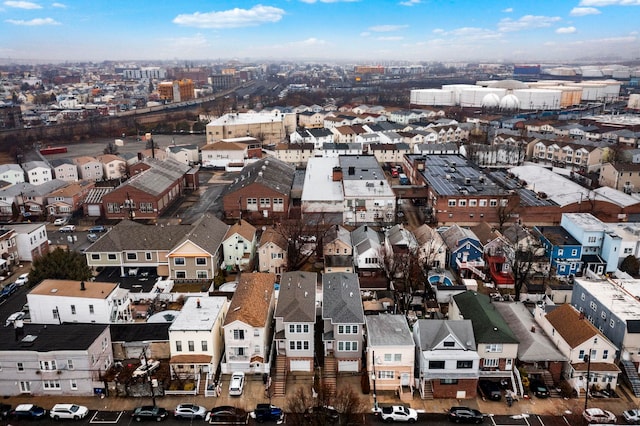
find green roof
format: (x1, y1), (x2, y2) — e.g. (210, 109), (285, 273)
(452, 291), (519, 344)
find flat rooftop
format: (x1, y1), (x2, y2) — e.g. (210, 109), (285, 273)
(169, 296), (227, 331)
(577, 278), (640, 321)
(30, 279), (118, 299)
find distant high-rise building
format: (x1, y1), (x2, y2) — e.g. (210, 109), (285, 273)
(158, 79), (195, 102)
(0, 104), (23, 129)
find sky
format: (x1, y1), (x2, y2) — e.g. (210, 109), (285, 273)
(1, 0), (639, 64)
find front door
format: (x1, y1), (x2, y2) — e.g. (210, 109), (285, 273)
(401, 373), (410, 386)
(505, 358), (513, 371)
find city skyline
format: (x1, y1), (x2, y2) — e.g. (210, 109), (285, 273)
(1, 0), (640, 64)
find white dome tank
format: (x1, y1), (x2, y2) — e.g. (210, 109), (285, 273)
(500, 94), (520, 110)
(481, 93), (501, 108)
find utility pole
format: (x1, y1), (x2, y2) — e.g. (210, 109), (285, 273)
(584, 350), (592, 411)
(371, 350), (378, 411)
(141, 346), (156, 406)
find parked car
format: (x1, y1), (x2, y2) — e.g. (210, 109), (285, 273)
(303, 406), (339, 424)
(131, 406), (168, 422)
(205, 406), (248, 424)
(174, 404), (207, 420)
(0, 282), (17, 298)
(89, 225), (107, 233)
(528, 379), (550, 398)
(229, 371), (245, 396)
(478, 380), (502, 401)
(5, 311), (25, 327)
(0, 403), (11, 419)
(14, 273), (29, 286)
(583, 408), (617, 424)
(250, 404), (284, 423)
(87, 233), (98, 242)
(448, 407), (484, 424)
(53, 217), (69, 226)
(132, 359), (160, 377)
(59, 224), (76, 233)
(623, 409), (640, 424)
(50, 404), (89, 420)
(11, 404), (47, 419)
(378, 405), (418, 423)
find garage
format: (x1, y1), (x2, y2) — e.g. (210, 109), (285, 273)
(86, 204), (101, 217)
(289, 359), (312, 372)
(338, 360), (359, 372)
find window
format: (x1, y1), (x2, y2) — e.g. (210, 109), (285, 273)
(201, 341), (208, 351)
(590, 301), (597, 311)
(67, 360), (74, 370)
(196, 257), (207, 265)
(571, 249), (578, 256)
(254, 329), (260, 337)
(428, 360), (445, 369)
(337, 341), (358, 351)
(188, 341), (195, 352)
(247, 198), (257, 206)
(70, 379), (78, 390)
(448, 200), (456, 207)
(259, 198), (271, 207)
(479, 199), (487, 207)
(126, 252), (137, 260)
(581, 292), (586, 301)
(175, 271), (186, 279)
(108, 254), (117, 260)
(459, 200), (467, 207)
(443, 341), (455, 347)
(43, 380), (61, 390)
(107, 203), (121, 213)
(174, 257), (185, 265)
(17, 362), (24, 372)
(610, 319), (615, 328)
(469, 199), (477, 207)
(233, 330), (245, 340)
(71, 305), (76, 315)
(338, 325), (358, 334)
(485, 344), (503, 353)
(89, 305), (94, 314)
(91, 254), (100, 260)
(603, 350), (609, 360)
(145, 252), (152, 261)
(457, 360), (473, 369)
(483, 358), (499, 368)
(601, 311), (606, 319)
(53, 309), (59, 320)
(289, 341), (310, 351)
(289, 324), (310, 334)
(394, 354), (401, 362)
(377, 371), (394, 379)
(588, 236), (597, 243)
(139, 202), (153, 213)
(578, 349), (585, 360)
(197, 270), (208, 279)
(440, 379), (459, 385)
(40, 360), (57, 371)
(489, 199), (498, 207)
(176, 341), (182, 352)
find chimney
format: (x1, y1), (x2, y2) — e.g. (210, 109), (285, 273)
(197, 299), (201, 309)
(332, 166), (343, 182)
(80, 280), (86, 291)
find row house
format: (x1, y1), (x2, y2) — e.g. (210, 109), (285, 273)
(322, 143), (363, 157)
(274, 271), (317, 373)
(258, 227), (287, 275)
(297, 110), (326, 129)
(86, 214), (228, 282)
(413, 319), (479, 399)
(0, 180), (67, 219)
(290, 128), (334, 149)
(222, 220), (257, 272)
(599, 162), (640, 194)
(73, 156), (104, 181)
(322, 272), (365, 372)
(552, 123), (599, 139)
(50, 158), (79, 182)
(222, 273), (277, 374)
(426, 125), (470, 144)
(46, 181), (94, 218)
(22, 161), (52, 185)
(222, 157), (295, 221)
(28, 279), (132, 324)
(388, 109), (431, 125)
(369, 143), (410, 164)
(331, 125), (367, 144)
(462, 144), (525, 168)
(324, 115), (352, 129)
(441, 225), (485, 280)
(274, 142), (315, 166)
(0, 228), (18, 274)
(101, 158), (191, 220)
(449, 291), (519, 385)
(413, 143), (459, 156)
(560, 213), (616, 276)
(0, 164), (25, 184)
(168, 296), (229, 383)
(526, 139), (605, 172)
(4, 222), (49, 262)
(324, 224), (354, 274)
(201, 140), (248, 169)
(95, 154), (126, 180)
(533, 225), (583, 277)
(535, 303), (620, 396)
(0, 323), (112, 396)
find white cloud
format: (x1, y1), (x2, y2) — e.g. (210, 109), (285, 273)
(399, 0), (421, 6)
(432, 28), (445, 34)
(502, 7), (513, 12)
(4, 1), (41, 9)
(497, 15), (561, 32)
(579, 0), (640, 5)
(570, 7), (601, 15)
(377, 36), (404, 41)
(6, 17), (59, 25)
(288, 37), (327, 46)
(51, 2), (66, 7)
(368, 24), (408, 32)
(360, 31), (371, 37)
(173, 5), (285, 29)
(556, 26), (576, 33)
(166, 33), (209, 49)
(299, 0), (359, 3)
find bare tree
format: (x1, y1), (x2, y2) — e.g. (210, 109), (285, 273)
(496, 194), (520, 232)
(274, 215), (329, 271)
(103, 141), (119, 155)
(286, 380), (367, 426)
(505, 226), (545, 301)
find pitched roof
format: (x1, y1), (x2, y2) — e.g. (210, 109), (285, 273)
(545, 303), (599, 348)
(259, 227), (287, 250)
(414, 319), (476, 351)
(322, 272), (364, 324)
(441, 225), (480, 250)
(224, 272), (276, 327)
(85, 220), (193, 252)
(0, 323), (109, 351)
(366, 314), (414, 346)
(115, 158), (188, 197)
(275, 271), (317, 323)
(225, 219), (256, 242)
(452, 291), (518, 344)
(173, 213), (229, 256)
(201, 140), (245, 151)
(224, 157), (295, 197)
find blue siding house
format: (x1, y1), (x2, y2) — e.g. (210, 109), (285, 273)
(560, 213), (618, 276)
(440, 225), (485, 279)
(534, 225), (582, 277)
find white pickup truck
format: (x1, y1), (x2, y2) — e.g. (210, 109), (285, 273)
(377, 405), (418, 423)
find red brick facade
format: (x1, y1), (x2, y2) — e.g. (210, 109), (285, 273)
(223, 183), (290, 221)
(431, 378), (478, 398)
(101, 182), (183, 220)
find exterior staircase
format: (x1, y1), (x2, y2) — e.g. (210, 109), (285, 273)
(620, 360), (640, 397)
(540, 371), (561, 398)
(323, 356), (337, 397)
(272, 355), (287, 397)
(421, 380), (434, 400)
(197, 372), (207, 395)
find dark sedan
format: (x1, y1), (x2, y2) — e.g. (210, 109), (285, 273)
(131, 406), (168, 422)
(11, 404), (47, 420)
(448, 406), (484, 424)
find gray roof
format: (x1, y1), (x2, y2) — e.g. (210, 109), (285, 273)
(225, 157), (295, 197)
(0, 164), (22, 173)
(452, 291), (519, 344)
(21, 160), (50, 171)
(441, 224), (480, 250)
(120, 158), (190, 197)
(110, 323), (171, 343)
(366, 314), (414, 347)
(50, 158), (75, 167)
(275, 271), (317, 323)
(351, 225), (382, 249)
(0, 179), (67, 197)
(322, 272), (364, 324)
(0, 323), (108, 351)
(414, 319), (476, 351)
(325, 225), (351, 246)
(307, 128), (333, 138)
(85, 220), (193, 252)
(172, 213), (229, 256)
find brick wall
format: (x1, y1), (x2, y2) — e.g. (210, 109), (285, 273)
(432, 378), (478, 398)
